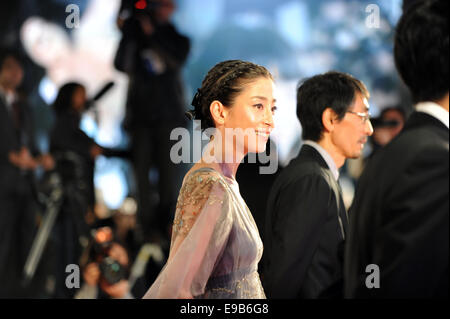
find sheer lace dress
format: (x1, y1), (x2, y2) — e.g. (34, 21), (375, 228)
(142, 167), (265, 299)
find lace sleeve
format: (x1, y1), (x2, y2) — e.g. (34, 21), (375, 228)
(171, 172), (226, 246)
(143, 170), (232, 298)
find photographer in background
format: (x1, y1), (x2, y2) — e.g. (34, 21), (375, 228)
(346, 106), (407, 180)
(83, 198), (166, 298)
(369, 106), (406, 154)
(49, 82), (104, 298)
(49, 81), (129, 298)
(114, 0), (190, 245)
(76, 227), (133, 299)
(0, 47), (54, 297)
(91, 197), (141, 264)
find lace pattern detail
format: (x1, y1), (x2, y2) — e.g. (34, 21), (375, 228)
(199, 271), (266, 299)
(172, 170), (226, 242)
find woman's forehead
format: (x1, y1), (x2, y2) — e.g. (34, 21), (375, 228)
(239, 77), (275, 97)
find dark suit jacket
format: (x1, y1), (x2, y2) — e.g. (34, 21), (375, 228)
(344, 111), (449, 298)
(261, 144), (348, 298)
(0, 93), (38, 193)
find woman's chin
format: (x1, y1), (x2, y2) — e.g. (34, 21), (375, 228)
(249, 143), (267, 154)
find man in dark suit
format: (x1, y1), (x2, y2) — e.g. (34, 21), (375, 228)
(0, 48), (53, 297)
(262, 71), (374, 298)
(344, 0), (448, 298)
(115, 0), (190, 244)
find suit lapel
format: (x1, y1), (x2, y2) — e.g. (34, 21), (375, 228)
(297, 144), (349, 237)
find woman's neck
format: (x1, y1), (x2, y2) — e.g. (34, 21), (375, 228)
(200, 134), (246, 180)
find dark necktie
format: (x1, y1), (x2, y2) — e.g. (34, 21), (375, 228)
(11, 100), (28, 146)
(11, 100), (22, 131)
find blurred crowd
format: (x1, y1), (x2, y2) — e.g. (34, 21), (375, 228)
(0, 0), (187, 298)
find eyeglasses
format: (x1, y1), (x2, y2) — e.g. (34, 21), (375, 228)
(346, 111), (371, 124)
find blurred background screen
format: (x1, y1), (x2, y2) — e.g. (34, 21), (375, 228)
(1, 0), (408, 209)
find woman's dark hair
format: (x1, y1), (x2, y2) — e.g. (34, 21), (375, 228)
(296, 71), (369, 142)
(394, 0), (448, 103)
(187, 60), (273, 130)
(53, 82), (85, 114)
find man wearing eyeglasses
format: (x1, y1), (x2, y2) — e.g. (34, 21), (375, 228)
(262, 71), (373, 299)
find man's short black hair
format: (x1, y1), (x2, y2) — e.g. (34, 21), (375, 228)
(296, 71), (369, 142)
(394, 0), (448, 103)
(0, 47), (24, 72)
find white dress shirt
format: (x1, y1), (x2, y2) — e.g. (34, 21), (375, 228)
(415, 101), (449, 129)
(0, 86), (16, 114)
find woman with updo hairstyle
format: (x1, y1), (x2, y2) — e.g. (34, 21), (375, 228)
(143, 60), (277, 299)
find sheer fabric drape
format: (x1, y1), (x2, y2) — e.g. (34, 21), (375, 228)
(143, 168), (265, 299)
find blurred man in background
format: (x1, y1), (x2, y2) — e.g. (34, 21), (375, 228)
(0, 47), (54, 297)
(345, 0), (448, 298)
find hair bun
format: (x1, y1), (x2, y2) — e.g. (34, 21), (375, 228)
(191, 88), (203, 107)
(186, 88), (203, 121)
(185, 109), (196, 120)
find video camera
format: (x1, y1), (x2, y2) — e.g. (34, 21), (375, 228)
(118, 0), (169, 24)
(133, 0), (166, 15)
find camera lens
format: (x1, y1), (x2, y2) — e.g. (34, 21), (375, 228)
(99, 256), (126, 285)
